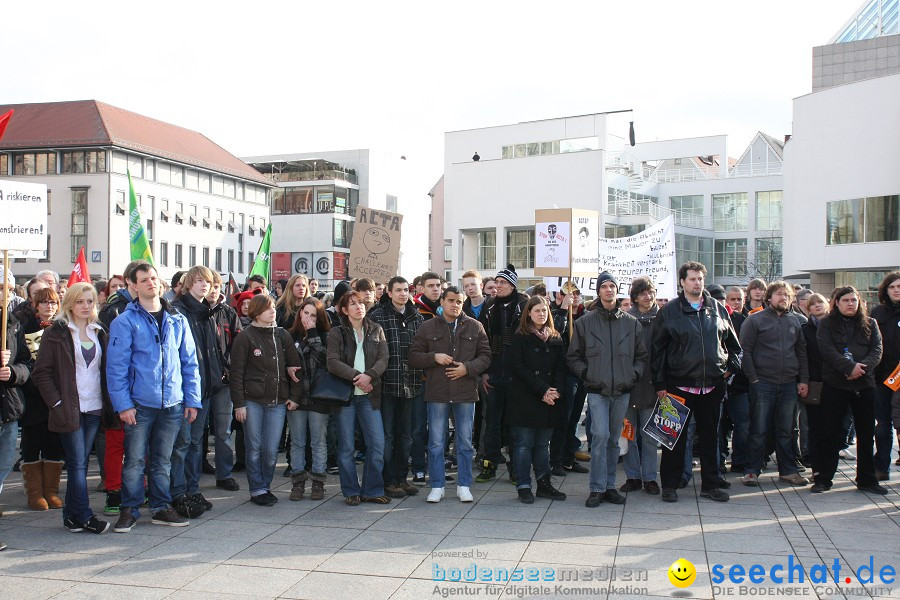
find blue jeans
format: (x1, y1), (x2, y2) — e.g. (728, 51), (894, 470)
(874, 383), (894, 474)
(623, 406), (657, 481)
(0, 420), (17, 496)
(725, 391), (750, 470)
(410, 391), (427, 473)
(586, 392), (629, 492)
(211, 387), (235, 480)
(58, 413), (102, 524)
(747, 381), (799, 475)
(170, 394), (212, 497)
(122, 404), (183, 516)
(336, 395), (385, 498)
(243, 401), (286, 497)
(381, 393), (414, 485)
(427, 402), (475, 489)
(510, 426), (552, 489)
(286, 408), (329, 474)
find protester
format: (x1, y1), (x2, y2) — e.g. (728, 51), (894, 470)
(744, 278), (767, 315)
(871, 272), (900, 481)
(801, 293), (829, 478)
(275, 274), (311, 330)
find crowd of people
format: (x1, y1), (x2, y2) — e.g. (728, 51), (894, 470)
(0, 259), (898, 551)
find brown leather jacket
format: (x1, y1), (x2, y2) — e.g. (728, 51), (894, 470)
(229, 324), (302, 408)
(326, 319), (389, 409)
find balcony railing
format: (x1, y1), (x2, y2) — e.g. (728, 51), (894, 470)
(729, 162), (782, 178)
(606, 199), (713, 230)
(265, 169), (358, 185)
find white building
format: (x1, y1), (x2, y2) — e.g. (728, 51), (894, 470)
(243, 149), (428, 289)
(783, 0), (900, 302)
(0, 100), (273, 284)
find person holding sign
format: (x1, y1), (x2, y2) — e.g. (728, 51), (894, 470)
(567, 272), (648, 508)
(650, 262), (741, 503)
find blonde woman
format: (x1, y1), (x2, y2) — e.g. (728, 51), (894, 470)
(32, 282), (113, 533)
(275, 274), (311, 330)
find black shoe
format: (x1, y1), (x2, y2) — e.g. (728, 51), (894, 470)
(858, 483), (889, 495)
(82, 516), (111, 534)
(678, 478), (690, 489)
(643, 481), (660, 495)
(251, 494), (276, 506)
(201, 459), (215, 475)
(661, 488), (678, 503)
(700, 488), (730, 502)
(282, 466), (292, 478)
(191, 493), (213, 511)
(412, 472), (427, 486)
(172, 494), (205, 519)
(517, 488), (535, 504)
(603, 489), (626, 505)
(564, 462), (589, 474)
(799, 456), (812, 468)
(232, 462), (246, 472)
(794, 460), (807, 473)
(151, 507), (189, 527)
(216, 478), (240, 491)
(113, 508), (137, 532)
(64, 516), (85, 533)
(264, 491), (279, 504)
(12, 458), (21, 472)
(717, 479), (732, 489)
(585, 492), (604, 508)
(536, 475), (567, 500)
(619, 478), (642, 493)
(810, 482), (830, 493)
(551, 466), (567, 477)
(445, 474), (455, 483)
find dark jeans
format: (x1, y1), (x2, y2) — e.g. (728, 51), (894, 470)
(815, 384), (876, 487)
(874, 383), (894, 474)
(804, 401), (825, 475)
(483, 375), (512, 464)
(410, 392), (427, 474)
(550, 373), (584, 467)
(660, 384), (725, 492)
(381, 393), (414, 485)
(170, 394), (212, 497)
(747, 381), (799, 476)
(58, 413), (102, 524)
(510, 426), (552, 489)
(725, 391), (750, 469)
(122, 404), (183, 516)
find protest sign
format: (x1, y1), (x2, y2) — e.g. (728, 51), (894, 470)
(642, 393), (691, 451)
(534, 208), (599, 278)
(348, 208), (402, 281)
(1, 180), (48, 252)
(598, 215), (676, 299)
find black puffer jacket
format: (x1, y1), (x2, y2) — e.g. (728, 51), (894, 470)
(173, 293), (224, 399)
(817, 312), (882, 391)
(0, 310), (29, 423)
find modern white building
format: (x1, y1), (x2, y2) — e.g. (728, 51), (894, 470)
(244, 149), (428, 290)
(783, 0), (900, 302)
(0, 100), (273, 284)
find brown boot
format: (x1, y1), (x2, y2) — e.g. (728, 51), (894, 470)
(22, 462), (49, 511)
(42, 460), (64, 509)
(309, 473), (326, 501)
(289, 471), (307, 501)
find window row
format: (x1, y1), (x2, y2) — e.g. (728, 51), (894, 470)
(114, 192), (266, 234)
(713, 238), (783, 280)
(501, 137), (600, 160)
(474, 229), (536, 272)
(826, 195), (899, 245)
(157, 242), (247, 274)
(271, 185), (360, 216)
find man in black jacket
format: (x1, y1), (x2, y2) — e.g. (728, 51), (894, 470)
(651, 262), (741, 503)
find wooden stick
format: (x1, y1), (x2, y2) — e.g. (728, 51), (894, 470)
(1, 249), (8, 355)
(567, 276), (573, 342)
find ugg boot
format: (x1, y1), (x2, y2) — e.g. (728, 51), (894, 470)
(290, 471), (308, 501)
(309, 472), (326, 501)
(42, 460), (64, 509)
(22, 461), (49, 511)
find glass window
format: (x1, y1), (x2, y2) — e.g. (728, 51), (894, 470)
(0, 153), (7, 175)
(159, 242), (168, 267)
(865, 195), (900, 243)
(202, 247), (210, 268)
(238, 251), (244, 274)
(506, 229), (535, 269)
(444, 245), (452, 262)
(477, 231), (496, 271)
(713, 193), (749, 232)
(835, 270), (891, 306)
(385, 194), (397, 213)
(333, 187), (348, 214)
(215, 248), (223, 272)
(143, 158), (154, 181)
(71, 188), (88, 263)
(349, 188), (359, 216)
(333, 219), (351, 248)
(756, 191), (783, 230)
(185, 169), (199, 190)
(223, 178), (235, 198)
(228, 249), (234, 273)
(714, 239), (748, 279)
(174, 243), (183, 268)
(198, 171), (211, 193)
(189, 245), (197, 267)
(754, 237), (783, 280)
(826, 198), (864, 244)
(501, 146), (513, 159)
(316, 185), (334, 212)
(212, 176), (224, 195)
(127, 154), (142, 178)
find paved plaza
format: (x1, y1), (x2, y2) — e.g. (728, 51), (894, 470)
(1, 455), (899, 600)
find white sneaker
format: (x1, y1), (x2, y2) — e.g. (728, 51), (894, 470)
(427, 487), (445, 503)
(457, 486), (473, 502)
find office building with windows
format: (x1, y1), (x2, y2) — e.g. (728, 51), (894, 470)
(0, 100), (273, 284)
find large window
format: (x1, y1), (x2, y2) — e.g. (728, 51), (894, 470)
(605, 224), (646, 238)
(676, 234), (713, 272)
(228, 250), (234, 273)
(215, 248), (222, 272)
(333, 219), (351, 248)
(714, 239), (748, 278)
(189, 245), (197, 267)
(754, 237), (783, 280)
(13, 152), (57, 175)
(477, 231), (496, 271)
(159, 242), (169, 267)
(827, 195), (898, 244)
(506, 229), (535, 269)
(713, 193), (748, 232)
(62, 150), (106, 174)
(386, 194), (398, 213)
(835, 270), (893, 305)
(756, 191), (783, 230)
(670, 195), (704, 216)
(174, 243), (183, 268)
(71, 188), (88, 263)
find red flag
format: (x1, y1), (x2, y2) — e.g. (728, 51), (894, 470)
(68, 246), (91, 286)
(0, 109), (13, 142)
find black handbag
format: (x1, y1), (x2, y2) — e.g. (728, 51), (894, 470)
(309, 371), (353, 406)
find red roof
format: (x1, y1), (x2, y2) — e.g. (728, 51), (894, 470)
(0, 100), (271, 186)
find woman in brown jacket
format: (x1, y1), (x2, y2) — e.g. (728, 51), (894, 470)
(32, 283), (113, 533)
(230, 294), (302, 506)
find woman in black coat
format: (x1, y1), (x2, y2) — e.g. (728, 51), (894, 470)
(800, 293), (829, 480)
(507, 295), (567, 504)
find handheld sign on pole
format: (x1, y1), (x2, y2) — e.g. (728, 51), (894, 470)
(348, 208), (403, 282)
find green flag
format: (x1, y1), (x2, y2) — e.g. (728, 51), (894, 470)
(249, 223), (272, 278)
(128, 169), (154, 264)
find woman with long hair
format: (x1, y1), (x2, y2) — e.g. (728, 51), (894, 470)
(813, 286), (884, 494)
(276, 274), (311, 330)
(32, 282), (113, 533)
(286, 298), (334, 501)
(103, 275), (126, 304)
(506, 295), (567, 503)
(326, 290), (389, 505)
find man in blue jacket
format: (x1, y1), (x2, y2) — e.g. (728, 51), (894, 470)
(107, 263), (201, 532)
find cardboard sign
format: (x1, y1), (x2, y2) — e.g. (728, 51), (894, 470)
(642, 393), (691, 451)
(570, 209), (599, 277)
(348, 208), (402, 281)
(0, 180), (48, 251)
(534, 208), (599, 278)
(598, 215), (677, 299)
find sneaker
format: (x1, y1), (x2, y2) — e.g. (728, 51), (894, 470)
(82, 516), (111, 535)
(64, 516), (85, 533)
(779, 473), (810, 486)
(326, 465), (340, 475)
(475, 460), (496, 483)
(113, 508), (137, 533)
(412, 472), (427, 486)
(191, 493), (213, 511)
(810, 482), (831, 493)
(103, 491), (121, 516)
(741, 473), (759, 487)
(172, 494), (205, 519)
(585, 492), (604, 508)
(445, 474), (456, 483)
(151, 507), (189, 526)
(0, 540), (6, 551)
(517, 488), (535, 504)
(717, 479), (732, 489)
(216, 478), (240, 491)
(839, 448), (856, 460)
(344, 495), (360, 506)
(574, 451), (591, 462)
(858, 483), (889, 495)
(700, 488), (730, 502)
(604, 489), (626, 505)
(398, 481), (420, 496)
(362, 495), (391, 504)
(619, 478), (642, 493)
(678, 477), (690, 489)
(251, 494), (276, 506)
(457, 486), (474, 502)
(384, 485), (407, 499)
(426, 488), (444, 503)
(661, 488), (678, 503)
(564, 462), (589, 474)
(551, 466), (567, 477)
(643, 481), (660, 495)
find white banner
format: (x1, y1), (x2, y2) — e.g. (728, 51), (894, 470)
(0, 180), (48, 251)
(544, 276), (596, 296)
(598, 216), (677, 299)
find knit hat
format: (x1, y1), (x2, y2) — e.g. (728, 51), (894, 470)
(705, 284), (726, 301)
(596, 271), (618, 294)
(332, 280), (352, 307)
(496, 264), (518, 288)
(233, 289), (262, 317)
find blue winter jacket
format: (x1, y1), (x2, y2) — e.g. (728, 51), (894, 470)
(106, 298), (202, 413)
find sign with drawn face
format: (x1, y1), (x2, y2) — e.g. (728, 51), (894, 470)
(348, 207), (403, 281)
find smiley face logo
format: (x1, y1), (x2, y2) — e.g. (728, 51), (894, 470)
(363, 227), (391, 257)
(668, 558), (696, 588)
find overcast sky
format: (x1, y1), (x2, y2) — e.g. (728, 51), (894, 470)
(4, 0), (856, 200)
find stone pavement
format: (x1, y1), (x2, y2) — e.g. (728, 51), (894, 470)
(1, 456), (899, 600)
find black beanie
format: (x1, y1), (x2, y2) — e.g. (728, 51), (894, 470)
(596, 271), (619, 294)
